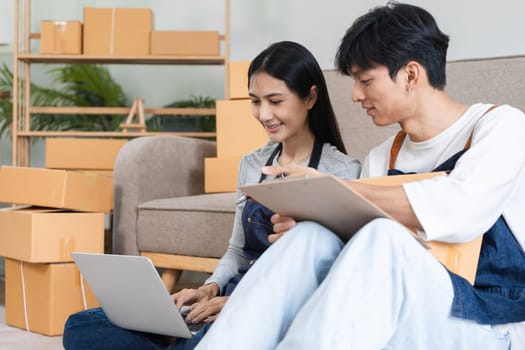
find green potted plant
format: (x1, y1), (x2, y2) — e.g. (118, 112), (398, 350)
(0, 63), (129, 138)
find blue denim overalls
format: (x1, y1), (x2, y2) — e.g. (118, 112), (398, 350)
(388, 106), (525, 324)
(223, 141), (324, 296)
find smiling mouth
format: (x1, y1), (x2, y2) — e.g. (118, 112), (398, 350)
(364, 106), (375, 115)
(265, 122), (284, 131)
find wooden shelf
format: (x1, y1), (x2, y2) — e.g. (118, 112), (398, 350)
(12, 0), (231, 166)
(29, 106), (216, 115)
(16, 131), (216, 138)
(17, 53), (226, 65)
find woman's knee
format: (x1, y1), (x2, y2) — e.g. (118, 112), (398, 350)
(63, 308), (108, 348)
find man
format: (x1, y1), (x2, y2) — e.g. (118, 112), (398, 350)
(196, 2), (525, 349)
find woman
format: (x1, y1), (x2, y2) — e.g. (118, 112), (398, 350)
(62, 40), (361, 350)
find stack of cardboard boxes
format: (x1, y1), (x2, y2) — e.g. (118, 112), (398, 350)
(0, 138), (125, 336)
(41, 7), (220, 57)
(204, 61), (269, 193)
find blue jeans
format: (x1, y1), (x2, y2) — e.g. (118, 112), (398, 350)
(63, 307), (211, 350)
(196, 219), (511, 349)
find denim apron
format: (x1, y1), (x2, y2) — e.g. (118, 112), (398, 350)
(223, 141), (324, 296)
(388, 106), (525, 324)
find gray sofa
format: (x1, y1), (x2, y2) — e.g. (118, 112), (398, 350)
(112, 55), (525, 290)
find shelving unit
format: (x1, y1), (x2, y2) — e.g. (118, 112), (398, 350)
(12, 0), (230, 166)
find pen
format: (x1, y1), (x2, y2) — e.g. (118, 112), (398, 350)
(236, 173), (286, 205)
(235, 195), (250, 205)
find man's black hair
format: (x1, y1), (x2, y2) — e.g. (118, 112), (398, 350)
(335, 1), (450, 89)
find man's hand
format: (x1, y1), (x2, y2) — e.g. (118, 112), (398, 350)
(268, 214), (297, 243)
(184, 296), (229, 324)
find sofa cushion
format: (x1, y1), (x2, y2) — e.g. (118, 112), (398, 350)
(136, 192), (236, 258)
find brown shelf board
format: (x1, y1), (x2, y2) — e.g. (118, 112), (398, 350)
(15, 131), (216, 138)
(29, 106), (216, 115)
(17, 54), (226, 65)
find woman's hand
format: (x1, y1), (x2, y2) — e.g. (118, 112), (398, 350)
(172, 283), (219, 309)
(184, 296), (229, 324)
(261, 164), (322, 178)
(268, 214), (297, 243)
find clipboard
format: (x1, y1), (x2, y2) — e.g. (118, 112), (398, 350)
(240, 174), (392, 243)
(240, 173), (482, 284)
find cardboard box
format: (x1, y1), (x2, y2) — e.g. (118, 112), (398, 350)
(0, 206), (104, 263)
(5, 258), (99, 336)
(45, 138), (127, 170)
(150, 31), (220, 56)
(228, 61), (250, 99)
(83, 7), (152, 56)
(40, 20), (82, 55)
(354, 172), (482, 284)
(216, 100), (268, 158)
(204, 156), (241, 193)
(0, 166), (113, 213)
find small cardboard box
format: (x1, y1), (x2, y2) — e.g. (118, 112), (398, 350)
(5, 258), (99, 336)
(45, 138), (127, 170)
(216, 99), (268, 158)
(83, 7), (152, 56)
(40, 20), (82, 55)
(150, 31), (220, 56)
(0, 206), (104, 263)
(204, 156), (241, 193)
(0, 166), (113, 213)
(228, 61), (250, 99)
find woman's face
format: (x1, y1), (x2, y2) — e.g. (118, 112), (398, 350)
(249, 72), (315, 144)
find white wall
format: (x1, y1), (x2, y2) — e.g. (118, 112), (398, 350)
(1, 0), (524, 165)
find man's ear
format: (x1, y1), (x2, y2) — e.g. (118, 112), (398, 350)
(306, 85), (318, 109)
(405, 61), (421, 91)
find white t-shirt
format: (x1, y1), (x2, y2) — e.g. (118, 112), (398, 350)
(361, 103), (525, 251)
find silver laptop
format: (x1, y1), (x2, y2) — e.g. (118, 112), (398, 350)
(72, 252), (195, 338)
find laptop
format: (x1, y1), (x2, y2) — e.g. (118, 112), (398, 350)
(72, 252), (198, 338)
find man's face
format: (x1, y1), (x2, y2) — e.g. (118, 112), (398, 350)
(349, 64), (411, 127)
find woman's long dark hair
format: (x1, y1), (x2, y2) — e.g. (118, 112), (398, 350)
(248, 41), (347, 154)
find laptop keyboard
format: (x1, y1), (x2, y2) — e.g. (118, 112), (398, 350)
(180, 305), (206, 334)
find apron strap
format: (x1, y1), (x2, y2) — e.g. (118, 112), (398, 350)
(388, 105), (499, 169)
(259, 140), (323, 183)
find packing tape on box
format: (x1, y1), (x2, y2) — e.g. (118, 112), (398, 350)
(18, 261), (89, 332)
(19, 261), (31, 332)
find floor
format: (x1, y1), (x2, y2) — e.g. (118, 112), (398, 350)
(0, 257), (206, 350)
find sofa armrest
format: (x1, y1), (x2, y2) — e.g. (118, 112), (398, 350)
(112, 135), (217, 255)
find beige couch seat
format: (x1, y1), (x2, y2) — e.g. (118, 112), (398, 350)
(137, 193), (236, 257)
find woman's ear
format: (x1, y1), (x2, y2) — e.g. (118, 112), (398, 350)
(306, 85), (318, 110)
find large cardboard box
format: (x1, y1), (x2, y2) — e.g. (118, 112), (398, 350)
(216, 100), (268, 158)
(0, 206), (104, 263)
(83, 7), (152, 56)
(150, 31), (220, 56)
(0, 166), (113, 213)
(228, 61), (250, 99)
(204, 156), (241, 193)
(5, 258), (99, 336)
(40, 21), (82, 55)
(45, 138), (127, 170)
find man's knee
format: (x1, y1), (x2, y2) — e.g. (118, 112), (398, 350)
(287, 221), (344, 253)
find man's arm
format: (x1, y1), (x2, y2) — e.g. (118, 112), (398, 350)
(346, 181), (422, 230)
